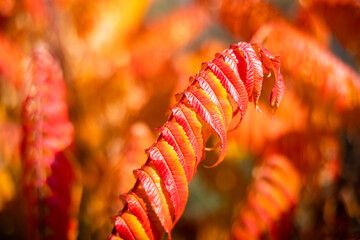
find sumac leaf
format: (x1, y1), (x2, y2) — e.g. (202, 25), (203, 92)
(161, 121), (196, 183)
(235, 42), (264, 105)
(149, 139), (188, 222)
(136, 166), (173, 235)
(184, 85), (227, 167)
(195, 70), (233, 128)
(206, 57), (248, 121)
(126, 193), (155, 240)
(171, 103), (204, 167)
(116, 212), (150, 240)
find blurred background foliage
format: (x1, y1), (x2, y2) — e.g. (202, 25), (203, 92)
(0, 0), (360, 239)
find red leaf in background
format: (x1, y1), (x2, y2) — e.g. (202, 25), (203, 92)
(232, 154), (301, 240)
(21, 44), (76, 240)
(0, 0), (14, 17)
(252, 21), (360, 112)
(300, 0), (360, 65)
(220, 0), (283, 41)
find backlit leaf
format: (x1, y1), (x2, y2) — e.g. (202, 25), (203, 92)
(136, 166), (173, 235)
(161, 121), (196, 182)
(184, 85), (227, 167)
(194, 70), (233, 128)
(206, 57), (248, 121)
(149, 139), (188, 222)
(171, 103), (204, 167)
(126, 193), (155, 240)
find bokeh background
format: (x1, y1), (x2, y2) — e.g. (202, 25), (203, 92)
(0, 0), (360, 239)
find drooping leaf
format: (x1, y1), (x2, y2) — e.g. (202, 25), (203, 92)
(270, 73), (285, 110)
(234, 42), (264, 105)
(251, 43), (284, 111)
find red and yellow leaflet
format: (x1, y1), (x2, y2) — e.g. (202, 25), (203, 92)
(161, 121), (196, 183)
(184, 85), (227, 167)
(150, 139), (188, 222)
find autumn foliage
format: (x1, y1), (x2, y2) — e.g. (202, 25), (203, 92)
(0, 0), (360, 240)
(109, 42), (283, 239)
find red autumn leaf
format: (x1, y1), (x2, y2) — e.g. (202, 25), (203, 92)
(270, 72), (285, 110)
(253, 21), (360, 112)
(132, 186), (164, 239)
(21, 44), (76, 240)
(160, 121), (196, 183)
(116, 212), (149, 240)
(149, 139), (188, 223)
(234, 42), (264, 105)
(232, 154), (301, 240)
(125, 193), (155, 240)
(115, 215), (136, 240)
(184, 85), (227, 167)
(171, 103), (204, 167)
(194, 69), (233, 129)
(206, 57), (249, 121)
(136, 165), (173, 235)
